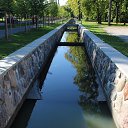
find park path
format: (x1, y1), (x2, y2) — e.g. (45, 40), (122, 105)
(0, 19), (65, 39)
(104, 26), (128, 42)
(0, 25), (35, 39)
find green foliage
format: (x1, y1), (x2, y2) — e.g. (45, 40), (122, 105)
(82, 0), (108, 23)
(0, 0), (14, 13)
(28, 0), (46, 16)
(49, 1), (58, 17)
(67, 0), (80, 16)
(67, 0), (128, 24)
(0, 23), (61, 59)
(66, 32), (79, 42)
(14, 0), (29, 17)
(58, 6), (69, 17)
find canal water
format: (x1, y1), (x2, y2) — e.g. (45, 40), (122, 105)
(11, 30), (116, 128)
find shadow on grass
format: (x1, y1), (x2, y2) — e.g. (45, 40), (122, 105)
(96, 33), (128, 56)
(0, 23), (61, 60)
(82, 22), (128, 57)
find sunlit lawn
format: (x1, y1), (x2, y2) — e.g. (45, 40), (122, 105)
(82, 21), (128, 57)
(0, 23), (61, 59)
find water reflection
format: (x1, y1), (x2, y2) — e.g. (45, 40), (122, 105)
(60, 32), (80, 42)
(65, 47), (98, 102)
(67, 32), (80, 42)
(11, 100), (36, 128)
(65, 46), (116, 128)
(11, 46), (116, 128)
(11, 27), (116, 128)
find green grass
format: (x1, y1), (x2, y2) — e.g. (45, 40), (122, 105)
(82, 21), (128, 57)
(0, 23), (61, 59)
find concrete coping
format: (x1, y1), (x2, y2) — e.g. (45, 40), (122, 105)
(0, 24), (65, 75)
(80, 24), (128, 77)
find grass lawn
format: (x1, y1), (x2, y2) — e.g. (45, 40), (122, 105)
(0, 23), (61, 60)
(82, 21), (128, 57)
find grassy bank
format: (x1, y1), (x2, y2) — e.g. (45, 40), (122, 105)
(82, 21), (128, 57)
(0, 23), (61, 59)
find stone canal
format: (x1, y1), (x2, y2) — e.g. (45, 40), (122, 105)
(10, 28), (116, 128)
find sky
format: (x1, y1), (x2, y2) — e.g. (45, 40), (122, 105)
(59, 0), (67, 6)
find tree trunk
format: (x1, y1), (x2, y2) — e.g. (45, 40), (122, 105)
(97, 13), (102, 24)
(123, 12), (126, 25)
(108, 0), (112, 26)
(78, 0), (81, 21)
(9, 14), (12, 35)
(35, 15), (38, 29)
(97, 7), (102, 24)
(5, 12), (8, 40)
(43, 12), (45, 27)
(29, 16), (31, 31)
(25, 14), (27, 32)
(20, 17), (22, 27)
(115, 2), (119, 24)
(48, 15), (50, 26)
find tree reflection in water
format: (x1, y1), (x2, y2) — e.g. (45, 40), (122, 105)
(66, 32), (80, 42)
(65, 46), (111, 117)
(65, 47), (98, 107)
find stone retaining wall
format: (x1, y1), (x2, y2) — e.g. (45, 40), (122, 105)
(0, 22), (67, 128)
(79, 24), (128, 128)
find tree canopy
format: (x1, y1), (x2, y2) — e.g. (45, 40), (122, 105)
(67, 0), (128, 25)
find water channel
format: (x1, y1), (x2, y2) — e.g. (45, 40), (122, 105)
(11, 29), (116, 128)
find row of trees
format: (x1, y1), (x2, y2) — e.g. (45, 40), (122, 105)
(0, 0), (70, 39)
(67, 0), (128, 25)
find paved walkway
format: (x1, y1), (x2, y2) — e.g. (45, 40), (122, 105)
(104, 26), (128, 42)
(0, 25), (35, 38)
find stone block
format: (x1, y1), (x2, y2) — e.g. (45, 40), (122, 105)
(123, 81), (128, 101)
(0, 20), (66, 128)
(116, 74), (126, 92)
(114, 92), (123, 112)
(79, 24), (128, 128)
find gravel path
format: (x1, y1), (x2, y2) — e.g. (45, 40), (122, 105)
(104, 26), (128, 42)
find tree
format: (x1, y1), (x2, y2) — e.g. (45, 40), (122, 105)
(28, 0), (46, 28)
(113, 0), (122, 23)
(14, 0), (30, 31)
(122, 0), (128, 25)
(58, 6), (70, 18)
(49, 0), (59, 23)
(108, 0), (112, 25)
(67, 0), (80, 18)
(81, 0), (108, 24)
(0, 0), (14, 39)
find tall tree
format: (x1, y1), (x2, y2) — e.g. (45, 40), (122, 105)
(81, 0), (108, 24)
(59, 6), (70, 18)
(49, 0), (59, 22)
(122, 0), (128, 25)
(108, 0), (112, 25)
(0, 0), (14, 39)
(14, 0), (30, 31)
(67, 0), (80, 18)
(28, 0), (46, 28)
